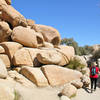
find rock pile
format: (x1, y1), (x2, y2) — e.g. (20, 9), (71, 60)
(0, 0), (90, 100)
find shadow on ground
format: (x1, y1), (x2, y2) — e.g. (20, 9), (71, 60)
(82, 87), (92, 93)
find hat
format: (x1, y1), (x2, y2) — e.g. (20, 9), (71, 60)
(92, 62), (97, 66)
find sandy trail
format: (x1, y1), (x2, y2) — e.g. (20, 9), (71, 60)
(71, 77), (100, 100)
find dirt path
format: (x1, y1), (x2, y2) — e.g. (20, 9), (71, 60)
(71, 81), (100, 100)
(71, 87), (100, 100)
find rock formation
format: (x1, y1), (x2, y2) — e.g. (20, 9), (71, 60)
(0, 0), (89, 100)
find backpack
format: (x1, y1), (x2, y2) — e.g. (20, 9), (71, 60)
(91, 67), (96, 76)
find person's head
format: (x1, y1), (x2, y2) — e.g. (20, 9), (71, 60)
(91, 62), (97, 67)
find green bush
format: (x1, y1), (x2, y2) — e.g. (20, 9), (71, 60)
(64, 58), (85, 71)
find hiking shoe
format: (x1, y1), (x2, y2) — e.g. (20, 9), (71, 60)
(94, 89), (96, 91)
(91, 89), (93, 93)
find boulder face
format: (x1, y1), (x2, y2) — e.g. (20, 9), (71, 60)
(43, 42), (54, 48)
(74, 55), (87, 66)
(37, 48), (62, 65)
(0, 42), (23, 61)
(56, 45), (75, 66)
(33, 24), (61, 45)
(13, 48), (33, 67)
(0, 4), (27, 27)
(20, 66), (49, 87)
(0, 58), (7, 79)
(25, 48), (41, 67)
(0, 46), (5, 54)
(41, 65), (82, 86)
(12, 26), (44, 48)
(0, 54), (11, 68)
(8, 70), (35, 87)
(61, 83), (77, 98)
(71, 79), (83, 89)
(0, 21), (12, 42)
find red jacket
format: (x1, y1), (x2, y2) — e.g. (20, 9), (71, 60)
(90, 66), (99, 78)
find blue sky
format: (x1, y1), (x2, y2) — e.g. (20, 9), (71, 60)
(12, 0), (100, 46)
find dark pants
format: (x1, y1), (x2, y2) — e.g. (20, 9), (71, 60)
(90, 78), (98, 90)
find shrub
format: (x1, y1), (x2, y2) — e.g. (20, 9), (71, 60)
(64, 58), (85, 71)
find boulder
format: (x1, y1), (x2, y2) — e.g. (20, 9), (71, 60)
(20, 66), (49, 87)
(56, 45), (75, 66)
(81, 75), (90, 87)
(32, 24), (61, 45)
(37, 48), (62, 65)
(8, 70), (35, 87)
(0, 46), (5, 54)
(0, 42), (23, 61)
(25, 48), (41, 67)
(0, 21), (12, 42)
(13, 48), (33, 67)
(0, 58), (7, 78)
(12, 26), (44, 48)
(74, 55), (87, 67)
(81, 67), (90, 76)
(41, 65), (82, 86)
(0, 54), (10, 68)
(71, 79), (83, 89)
(0, 4), (27, 27)
(5, 0), (11, 5)
(61, 83), (77, 98)
(43, 42), (54, 48)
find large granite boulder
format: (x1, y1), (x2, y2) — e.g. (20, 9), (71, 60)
(0, 2), (27, 27)
(41, 65), (82, 86)
(13, 48), (33, 67)
(37, 48), (62, 65)
(12, 26), (44, 48)
(32, 24), (61, 45)
(0, 21), (12, 42)
(20, 66), (49, 87)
